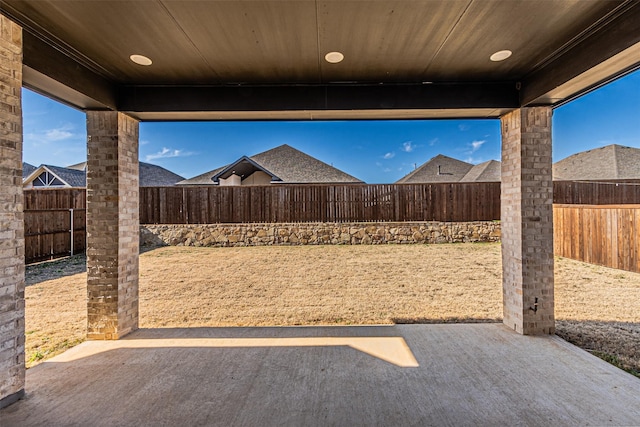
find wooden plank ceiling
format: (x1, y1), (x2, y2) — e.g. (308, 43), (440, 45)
(1, 0), (639, 119)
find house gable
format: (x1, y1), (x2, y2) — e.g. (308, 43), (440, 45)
(23, 165), (76, 189)
(212, 156), (281, 184)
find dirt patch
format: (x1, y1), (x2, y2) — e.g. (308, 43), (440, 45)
(24, 243), (640, 376)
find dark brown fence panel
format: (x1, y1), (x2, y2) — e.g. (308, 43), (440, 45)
(184, 186), (209, 224)
(140, 183), (502, 224)
(554, 181), (640, 204)
(140, 187), (159, 224)
(24, 188), (86, 210)
(554, 204), (640, 273)
(24, 209), (86, 264)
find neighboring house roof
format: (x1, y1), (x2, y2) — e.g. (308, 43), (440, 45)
(396, 154), (474, 183)
(178, 166), (226, 185)
(22, 162), (37, 179)
(66, 162), (86, 171)
(459, 160), (501, 182)
(553, 144), (640, 181)
(178, 144), (363, 185)
(139, 162), (185, 186)
(23, 162), (184, 188)
(24, 164), (86, 188)
(46, 165), (87, 187)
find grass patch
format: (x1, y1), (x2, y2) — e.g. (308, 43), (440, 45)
(591, 351), (640, 378)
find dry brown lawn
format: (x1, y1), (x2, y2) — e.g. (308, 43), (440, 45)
(25, 243), (640, 375)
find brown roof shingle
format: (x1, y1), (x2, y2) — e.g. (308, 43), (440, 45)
(553, 144), (640, 181)
(459, 160), (501, 182)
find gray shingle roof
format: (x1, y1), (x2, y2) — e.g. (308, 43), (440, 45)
(22, 162), (37, 179)
(43, 165), (87, 187)
(459, 160), (501, 182)
(553, 144), (640, 181)
(178, 144), (363, 185)
(139, 162), (185, 186)
(25, 161), (184, 187)
(396, 154), (473, 183)
(177, 166), (226, 185)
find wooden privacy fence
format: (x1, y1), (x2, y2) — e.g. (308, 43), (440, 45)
(554, 204), (640, 273)
(139, 183), (502, 224)
(22, 182), (640, 265)
(24, 188), (86, 210)
(553, 180), (640, 204)
(24, 209), (86, 263)
(24, 189), (87, 264)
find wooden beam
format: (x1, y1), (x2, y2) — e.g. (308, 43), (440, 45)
(521, 1), (640, 106)
(22, 31), (117, 110)
(117, 82), (519, 115)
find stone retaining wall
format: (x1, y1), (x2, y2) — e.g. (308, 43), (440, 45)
(141, 222), (501, 247)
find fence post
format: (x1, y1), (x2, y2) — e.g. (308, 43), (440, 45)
(69, 208), (74, 256)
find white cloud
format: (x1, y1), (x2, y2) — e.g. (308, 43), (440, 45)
(383, 168), (392, 173)
(140, 139), (151, 146)
(383, 152), (395, 159)
(24, 124), (82, 150)
(45, 128), (73, 141)
(429, 138), (439, 146)
(463, 140), (487, 156)
(471, 140), (486, 151)
(145, 147), (194, 161)
(401, 141), (415, 152)
(458, 124), (470, 131)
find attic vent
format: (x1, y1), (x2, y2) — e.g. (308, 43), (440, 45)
(34, 171), (65, 187)
(437, 165), (452, 176)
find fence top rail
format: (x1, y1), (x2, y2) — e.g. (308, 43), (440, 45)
(554, 204), (640, 209)
(24, 208), (87, 212)
(555, 179), (640, 185)
(163, 182), (500, 187)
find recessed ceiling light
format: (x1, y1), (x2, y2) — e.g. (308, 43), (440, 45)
(130, 54), (152, 66)
(490, 50), (512, 62)
(325, 51), (344, 64)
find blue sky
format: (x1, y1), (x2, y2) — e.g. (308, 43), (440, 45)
(22, 70), (639, 183)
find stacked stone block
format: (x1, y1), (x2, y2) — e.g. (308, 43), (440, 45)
(501, 107), (554, 335)
(86, 112), (139, 340)
(140, 221), (501, 247)
(0, 15), (25, 408)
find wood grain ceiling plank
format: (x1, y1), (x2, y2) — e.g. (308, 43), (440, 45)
(317, 0), (469, 83)
(162, 0), (319, 83)
(425, 0), (625, 81)
(9, 0), (215, 83)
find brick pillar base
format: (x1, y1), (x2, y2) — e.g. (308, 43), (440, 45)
(501, 107), (555, 335)
(0, 15), (25, 407)
(86, 111), (140, 340)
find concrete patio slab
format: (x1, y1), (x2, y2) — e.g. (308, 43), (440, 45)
(2, 324), (639, 426)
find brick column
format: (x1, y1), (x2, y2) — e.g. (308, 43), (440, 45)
(86, 111), (139, 339)
(0, 15), (25, 408)
(501, 107), (554, 335)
